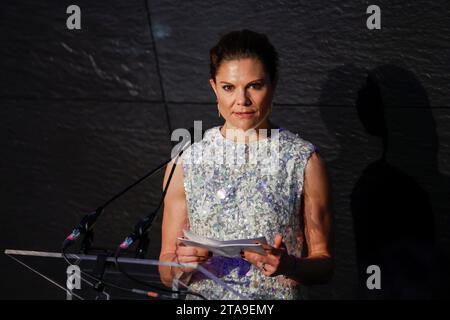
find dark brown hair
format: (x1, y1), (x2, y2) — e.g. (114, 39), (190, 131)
(209, 29), (279, 84)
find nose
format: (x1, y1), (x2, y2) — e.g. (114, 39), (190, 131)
(236, 88), (251, 106)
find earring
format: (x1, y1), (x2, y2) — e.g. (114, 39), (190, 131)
(217, 103), (221, 118)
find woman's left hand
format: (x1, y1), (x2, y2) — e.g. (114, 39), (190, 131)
(242, 234), (295, 277)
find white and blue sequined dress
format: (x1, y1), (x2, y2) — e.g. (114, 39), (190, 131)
(180, 126), (316, 300)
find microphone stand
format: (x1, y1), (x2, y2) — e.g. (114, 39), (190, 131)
(60, 157), (174, 298)
(61, 127), (204, 298)
(62, 156), (173, 254)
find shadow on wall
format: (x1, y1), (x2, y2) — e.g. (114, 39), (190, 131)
(318, 64), (368, 299)
(320, 64), (450, 299)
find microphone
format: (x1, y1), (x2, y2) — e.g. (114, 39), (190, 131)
(62, 207), (103, 250)
(119, 213), (155, 251)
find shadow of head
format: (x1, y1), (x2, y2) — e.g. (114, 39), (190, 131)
(356, 65), (437, 160)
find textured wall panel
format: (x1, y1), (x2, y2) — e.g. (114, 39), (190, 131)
(149, 0), (449, 106)
(0, 99), (171, 247)
(0, 1), (162, 100)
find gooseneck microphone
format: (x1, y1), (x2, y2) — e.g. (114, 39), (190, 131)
(117, 125), (204, 252)
(62, 207), (103, 250)
(62, 126), (204, 252)
(61, 155), (172, 251)
(117, 153), (178, 252)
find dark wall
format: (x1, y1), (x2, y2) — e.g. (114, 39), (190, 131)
(1, 0), (449, 299)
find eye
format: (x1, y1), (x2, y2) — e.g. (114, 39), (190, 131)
(222, 85), (233, 91)
(249, 83), (264, 90)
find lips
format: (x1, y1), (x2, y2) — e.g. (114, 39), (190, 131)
(235, 112), (254, 114)
(233, 111), (255, 119)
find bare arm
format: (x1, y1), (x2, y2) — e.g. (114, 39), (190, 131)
(288, 151), (334, 284)
(158, 158), (210, 287)
(158, 158), (189, 287)
(243, 151), (334, 284)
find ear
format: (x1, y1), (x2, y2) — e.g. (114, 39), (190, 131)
(209, 78), (218, 97)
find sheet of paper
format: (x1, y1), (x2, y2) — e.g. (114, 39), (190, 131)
(177, 230), (268, 258)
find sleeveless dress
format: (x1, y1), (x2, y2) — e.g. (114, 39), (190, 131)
(180, 126), (316, 300)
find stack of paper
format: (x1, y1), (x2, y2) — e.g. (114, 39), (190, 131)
(177, 229), (268, 258)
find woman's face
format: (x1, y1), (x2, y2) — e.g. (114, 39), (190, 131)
(210, 58), (275, 132)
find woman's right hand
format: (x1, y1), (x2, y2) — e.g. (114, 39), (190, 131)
(175, 239), (211, 273)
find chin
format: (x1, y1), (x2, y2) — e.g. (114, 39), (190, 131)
(230, 121), (259, 132)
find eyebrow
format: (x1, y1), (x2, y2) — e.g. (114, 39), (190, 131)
(219, 78), (265, 85)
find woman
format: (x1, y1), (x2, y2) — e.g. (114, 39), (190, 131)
(159, 29), (333, 299)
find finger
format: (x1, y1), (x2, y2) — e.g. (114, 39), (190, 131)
(273, 234), (283, 249)
(178, 246), (211, 258)
(176, 246), (195, 256)
(243, 250), (262, 263)
(176, 254), (209, 262)
(195, 248), (211, 257)
(246, 246), (273, 255)
(259, 244), (283, 257)
(177, 256), (207, 263)
(177, 246), (205, 256)
(256, 261), (275, 276)
(262, 264), (276, 277)
(240, 250), (248, 261)
(179, 262), (199, 272)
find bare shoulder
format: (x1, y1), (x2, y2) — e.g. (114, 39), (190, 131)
(163, 157), (186, 198)
(304, 151), (331, 199)
(306, 151), (327, 173)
